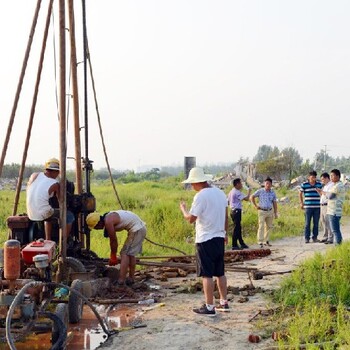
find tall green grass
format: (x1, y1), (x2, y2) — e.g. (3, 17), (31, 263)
(261, 242), (350, 348)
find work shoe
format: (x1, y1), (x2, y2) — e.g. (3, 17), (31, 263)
(240, 243), (249, 249)
(192, 304), (216, 316)
(125, 277), (135, 286)
(232, 246), (242, 251)
(216, 303), (230, 312)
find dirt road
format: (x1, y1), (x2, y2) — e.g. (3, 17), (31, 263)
(99, 224), (349, 350)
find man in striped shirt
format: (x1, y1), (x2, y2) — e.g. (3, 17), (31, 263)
(299, 170), (322, 243)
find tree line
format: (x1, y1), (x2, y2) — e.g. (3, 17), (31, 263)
(1, 146), (349, 184)
(251, 145), (350, 182)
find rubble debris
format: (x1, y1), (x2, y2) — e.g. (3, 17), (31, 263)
(237, 296), (249, 303)
(136, 249), (271, 281)
(248, 334), (261, 343)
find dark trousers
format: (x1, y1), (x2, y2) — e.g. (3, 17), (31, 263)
(304, 207), (320, 240)
(230, 209), (244, 247)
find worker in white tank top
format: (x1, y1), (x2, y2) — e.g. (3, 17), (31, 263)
(86, 210), (147, 285)
(26, 158), (73, 240)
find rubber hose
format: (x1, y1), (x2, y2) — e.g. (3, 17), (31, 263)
(6, 280), (114, 350)
(5, 281), (43, 350)
(39, 311), (66, 350)
(46, 282), (114, 336)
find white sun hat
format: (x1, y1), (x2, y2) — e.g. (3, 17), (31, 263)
(182, 167), (213, 184)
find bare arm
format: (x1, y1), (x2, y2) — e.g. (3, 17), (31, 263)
(179, 201), (197, 224)
(243, 188), (252, 201)
(273, 200), (278, 218)
(48, 182), (60, 198)
(104, 215), (119, 255)
(250, 195), (259, 209)
(298, 191), (304, 209)
(224, 208), (228, 244)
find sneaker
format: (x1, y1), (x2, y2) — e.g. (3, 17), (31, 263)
(321, 238), (328, 243)
(216, 303), (230, 312)
(259, 244), (264, 248)
(305, 239), (310, 244)
(265, 241), (272, 247)
(192, 304), (216, 316)
(312, 239), (320, 243)
(232, 246), (242, 251)
(324, 241), (333, 244)
(240, 243), (249, 249)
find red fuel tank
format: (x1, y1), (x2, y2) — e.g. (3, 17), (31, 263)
(21, 240), (56, 265)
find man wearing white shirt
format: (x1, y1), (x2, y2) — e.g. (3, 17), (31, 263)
(319, 172), (334, 244)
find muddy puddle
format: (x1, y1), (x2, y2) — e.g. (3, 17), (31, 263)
(0, 304), (141, 349)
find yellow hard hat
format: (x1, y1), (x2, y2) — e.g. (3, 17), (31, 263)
(86, 212), (101, 230)
(45, 158), (60, 171)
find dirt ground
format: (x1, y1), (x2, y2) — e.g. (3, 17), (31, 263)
(99, 222), (350, 350)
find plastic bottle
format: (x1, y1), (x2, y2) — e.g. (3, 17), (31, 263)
(138, 298), (155, 305)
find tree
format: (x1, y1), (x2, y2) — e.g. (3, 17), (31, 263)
(253, 145), (280, 162)
(256, 159), (285, 181)
(280, 147), (303, 183)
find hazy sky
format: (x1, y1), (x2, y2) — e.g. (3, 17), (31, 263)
(1, 1), (349, 171)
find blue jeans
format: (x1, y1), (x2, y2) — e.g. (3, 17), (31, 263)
(327, 214), (342, 244)
(304, 208), (320, 240)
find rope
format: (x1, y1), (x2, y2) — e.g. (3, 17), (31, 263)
(85, 42), (124, 209)
(86, 42), (186, 255)
(144, 237), (186, 255)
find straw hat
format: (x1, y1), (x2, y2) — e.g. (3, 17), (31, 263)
(182, 167), (212, 184)
(86, 212), (101, 230)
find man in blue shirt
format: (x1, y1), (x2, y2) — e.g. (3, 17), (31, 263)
(251, 177), (278, 248)
(299, 170), (322, 243)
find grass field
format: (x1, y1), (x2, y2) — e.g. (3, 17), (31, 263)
(2, 178), (347, 258)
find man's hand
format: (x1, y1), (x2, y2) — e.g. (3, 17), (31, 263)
(315, 188), (322, 195)
(179, 201), (187, 212)
(109, 254), (118, 266)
